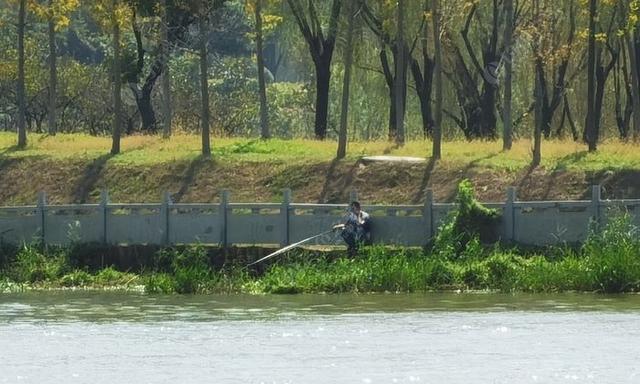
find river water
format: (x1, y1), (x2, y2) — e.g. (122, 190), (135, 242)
(1, 292), (639, 384)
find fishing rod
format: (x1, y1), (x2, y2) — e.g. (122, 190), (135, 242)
(246, 227), (340, 267)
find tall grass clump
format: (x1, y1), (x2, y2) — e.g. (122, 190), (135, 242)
(146, 245), (212, 294)
(580, 213), (640, 292)
(7, 244), (68, 283)
(256, 247), (461, 293)
(144, 245), (251, 294)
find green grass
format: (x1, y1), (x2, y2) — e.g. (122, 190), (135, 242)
(3, 132), (640, 171)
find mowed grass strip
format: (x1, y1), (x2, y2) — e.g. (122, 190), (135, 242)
(2, 132), (640, 171)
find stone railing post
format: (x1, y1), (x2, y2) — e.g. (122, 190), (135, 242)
(505, 187), (516, 242)
(220, 190), (229, 248)
(37, 191), (47, 244)
(100, 190), (109, 244)
(281, 188), (291, 247)
(424, 189), (433, 241)
(162, 191), (172, 245)
(591, 185), (601, 229)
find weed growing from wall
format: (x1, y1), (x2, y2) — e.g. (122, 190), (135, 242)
(432, 179), (501, 260)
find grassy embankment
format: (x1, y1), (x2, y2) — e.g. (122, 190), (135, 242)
(3, 132), (640, 205)
(3, 134), (640, 294)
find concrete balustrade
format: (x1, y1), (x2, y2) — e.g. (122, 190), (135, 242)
(0, 186), (636, 247)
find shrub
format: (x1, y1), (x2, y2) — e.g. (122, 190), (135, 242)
(169, 245), (211, 294)
(460, 262), (489, 289)
(424, 258), (455, 287)
(484, 253), (521, 291)
(9, 245), (67, 283)
(431, 180), (501, 260)
(582, 214), (640, 293)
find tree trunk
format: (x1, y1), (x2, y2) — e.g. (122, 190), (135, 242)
(410, 0), (435, 140)
(17, 0), (27, 148)
(593, 49), (616, 142)
(380, 49), (397, 140)
(199, 14), (211, 157)
(161, 3), (172, 138)
(584, 0), (597, 151)
(432, 0), (442, 159)
(47, 0), (57, 136)
(135, 87), (157, 132)
(111, 4), (122, 155)
(614, 54), (628, 139)
(533, 62), (543, 166)
(412, 67), (433, 137)
(533, 58), (553, 138)
(394, 0), (406, 145)
(313, 58), (331, 140)
(479, 85), (498, 138)
(502, 0), (513, 150)
(337, 0), (356, 159)
(255, 0), (270, 139)
(286, 0), (341, 141)
(628, 33), (640, 140)
(130, 9), (160, 133)
(448, 1), (499, 139)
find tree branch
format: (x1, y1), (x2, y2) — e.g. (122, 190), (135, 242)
(461, 4), (485, 79)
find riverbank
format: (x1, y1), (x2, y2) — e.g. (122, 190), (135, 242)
(2, 179), (639, 295)
(3, 133), (640, 205)
(2, 214), (639, 295)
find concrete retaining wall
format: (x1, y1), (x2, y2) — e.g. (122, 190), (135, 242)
(0, 187), (638, 247)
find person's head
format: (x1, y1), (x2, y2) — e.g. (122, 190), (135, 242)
(350, 201), (361, 213)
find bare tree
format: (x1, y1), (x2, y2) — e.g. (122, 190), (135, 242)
(199, 8), (211, 157)
(584, 0), (598, 151)
(337, 0), (358, 159)
(161, 1), (172, 138)
(360, 2), (409, 141)
(255, 0), (270, 139)
(47, 0), (57, 136)
(629, 31), (640, 140)
(17, 0), (27, 148)
(444, 0), (501, 139)
(431, 0), (442, 159)
(532, 0), (579, 140)
(502, 0), (513, 150)
(111, 0), (122, 155)
(394, 0), (406, 145)
(286, 0), (342, 140)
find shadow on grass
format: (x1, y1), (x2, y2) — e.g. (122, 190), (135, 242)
(0, 145), (23, 156)
(72, 153), (113, 203)
(173, 156), (214, 203)
(443, 152), (500, 201)
(515, 151), (589, 200)
(383, 143), (402, 155)
(551, 151), (589, 172)
(412, 157), (437, 204)
(319, 158), (359, 203)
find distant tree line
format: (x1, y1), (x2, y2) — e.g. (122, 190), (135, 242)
(1, 0), (639, 160)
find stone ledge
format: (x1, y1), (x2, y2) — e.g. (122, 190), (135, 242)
(360, 155), (427, 164)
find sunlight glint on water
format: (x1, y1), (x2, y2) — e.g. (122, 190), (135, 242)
(1, 292), (639, 384)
